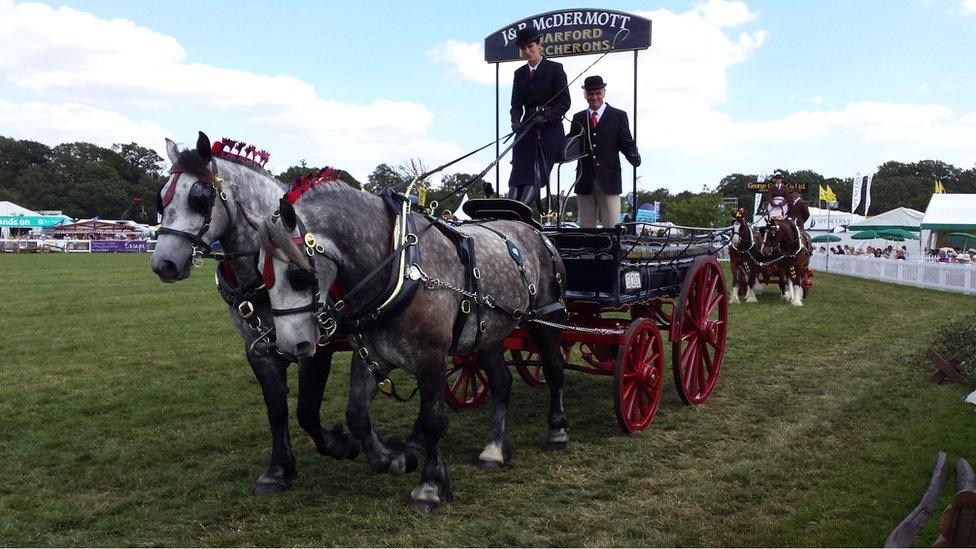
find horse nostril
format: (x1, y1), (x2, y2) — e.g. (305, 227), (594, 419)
(295, 341), (314, 357)
(153, 259), (180, 280)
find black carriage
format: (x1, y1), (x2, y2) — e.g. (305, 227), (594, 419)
(445, 222), (731, 433)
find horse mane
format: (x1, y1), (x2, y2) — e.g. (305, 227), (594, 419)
(285, 167), (352, 204)
(258, 216), (312, 271)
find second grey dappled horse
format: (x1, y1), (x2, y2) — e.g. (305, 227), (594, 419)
(258, 179), (570, 511)
(149, 132), (357, 495)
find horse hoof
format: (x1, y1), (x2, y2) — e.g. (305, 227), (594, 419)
(542, 440), (568, 452)
(252, 477), (291, 496)
(476, 458), (505, 469)
(408, 499), (439, 513)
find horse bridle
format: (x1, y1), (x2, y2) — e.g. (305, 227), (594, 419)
(156, 164), (230, 265)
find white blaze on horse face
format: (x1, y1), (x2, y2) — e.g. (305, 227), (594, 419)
(731, 221), (741, 248)
(261, 248), (319, 358)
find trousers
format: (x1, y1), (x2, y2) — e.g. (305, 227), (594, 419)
(578, 184), (621, 228)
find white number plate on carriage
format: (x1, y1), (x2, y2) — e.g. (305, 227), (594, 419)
(624, 271), (642, 290)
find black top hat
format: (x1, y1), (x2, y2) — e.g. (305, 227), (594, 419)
(516, 27), (542, 47)
(582, 75), (607, 90)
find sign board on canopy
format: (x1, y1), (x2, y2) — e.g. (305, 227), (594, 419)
(0, 215), (69, 228)
(484, 9), (652, 63)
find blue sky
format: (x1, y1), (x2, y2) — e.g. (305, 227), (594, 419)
(1, 0), (974, 194)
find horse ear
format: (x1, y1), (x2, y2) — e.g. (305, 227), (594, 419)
(197, 132), (213, 162)
(165, 138), (179, 165)
(279, 198), (297, 232)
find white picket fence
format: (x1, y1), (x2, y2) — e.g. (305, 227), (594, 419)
(809, 254), (976, 296)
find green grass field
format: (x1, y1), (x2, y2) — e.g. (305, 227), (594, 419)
(1, 254), (974, 546)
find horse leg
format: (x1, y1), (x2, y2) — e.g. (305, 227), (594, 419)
(246, 353), (296, 495)
(789, 265), (804, 307)
(345, 355), (420, 476)
(778, 272), (788, 300)
(475, 349), (513, 468)
(729, 266), (741, 304)
(745, 268), (758, 302)
(408, 364), (453, 512)
(296, 351), (359, 460)
(528, 324), (570, 450)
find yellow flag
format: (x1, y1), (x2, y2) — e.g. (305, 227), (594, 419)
(823, 185), (837, 202)
(935, 181), (947, 194)
(818, 185), (827, 202)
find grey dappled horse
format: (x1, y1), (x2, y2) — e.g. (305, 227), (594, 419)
(149, 132), (357, 495)
(257, 180), (570, 511)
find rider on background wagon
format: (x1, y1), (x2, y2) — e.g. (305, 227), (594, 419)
(787, 188), (810, 229)
(764, 172), (789, 219)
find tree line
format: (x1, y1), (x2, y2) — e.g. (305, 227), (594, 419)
(2, 134), (973, 227)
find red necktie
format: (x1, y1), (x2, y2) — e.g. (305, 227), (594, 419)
(590, 111), (598, 128)
(530, 68), (536, 79)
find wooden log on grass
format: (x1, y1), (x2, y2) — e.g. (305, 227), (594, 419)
(884, 451), (948, 548)
(934, 458), (976, 547)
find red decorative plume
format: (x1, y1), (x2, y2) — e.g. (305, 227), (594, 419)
(285, 167), (344, 204)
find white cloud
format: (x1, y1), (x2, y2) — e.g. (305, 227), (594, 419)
(426, 40), (495, 85)
(0, 1), (460, 181)
(962, 0), (976, 15)
(0, 99), (168, 149)
(695, 0), (758, 27)
(917, 83), (930, 93)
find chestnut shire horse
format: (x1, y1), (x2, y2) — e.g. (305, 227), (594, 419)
(150, 132), (357, 495)
(728, 209), (762, 303)
(257, 179), (569, 511)
(758, 217), (811, 307)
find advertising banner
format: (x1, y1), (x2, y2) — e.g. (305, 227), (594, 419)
(90, 240), (149, 253)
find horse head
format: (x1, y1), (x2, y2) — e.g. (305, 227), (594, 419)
(258, 197), (341, 360)
(731, 208), (752, 250)
(150, 132), (229, 282)
(760, 217), (797, 257)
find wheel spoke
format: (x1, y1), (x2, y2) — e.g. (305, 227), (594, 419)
(682, 343), (697, 389)
(476, 368), (488, 390)
(695, 353), (707, 396)
(706, 291), (723, 315)
(702, 346), (716, 377)
(450, 370), (465, 394)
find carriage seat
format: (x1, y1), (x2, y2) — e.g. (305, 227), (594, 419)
(461, 198), (542, 230)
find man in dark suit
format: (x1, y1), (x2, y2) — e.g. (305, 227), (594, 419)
(787, 189), (810, 227)
(569, 75), (640, 228)
(507, 27), (571, 206)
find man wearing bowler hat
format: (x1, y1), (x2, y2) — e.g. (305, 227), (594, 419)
(570, 75), (640, 228)
(507, 27), (571, 206)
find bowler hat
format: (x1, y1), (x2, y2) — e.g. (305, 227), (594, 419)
(582, 75), (607, 90)
(516, 27), (542, 47)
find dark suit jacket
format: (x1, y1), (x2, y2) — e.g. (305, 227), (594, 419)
(570, 104), (638, 195)
(788, 198), (810, 225)
(508, 58), (571, 188)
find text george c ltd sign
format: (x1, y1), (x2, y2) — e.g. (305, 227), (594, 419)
(485, 9), (651, 63)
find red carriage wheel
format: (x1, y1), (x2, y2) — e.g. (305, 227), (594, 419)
(508, 344), (572, 387)
(672, 256), (728, 405)
(444, 355), (489, 410)
(613, 318), (666, 433)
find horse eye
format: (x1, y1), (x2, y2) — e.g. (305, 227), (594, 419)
(286, 267), (315, 292)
